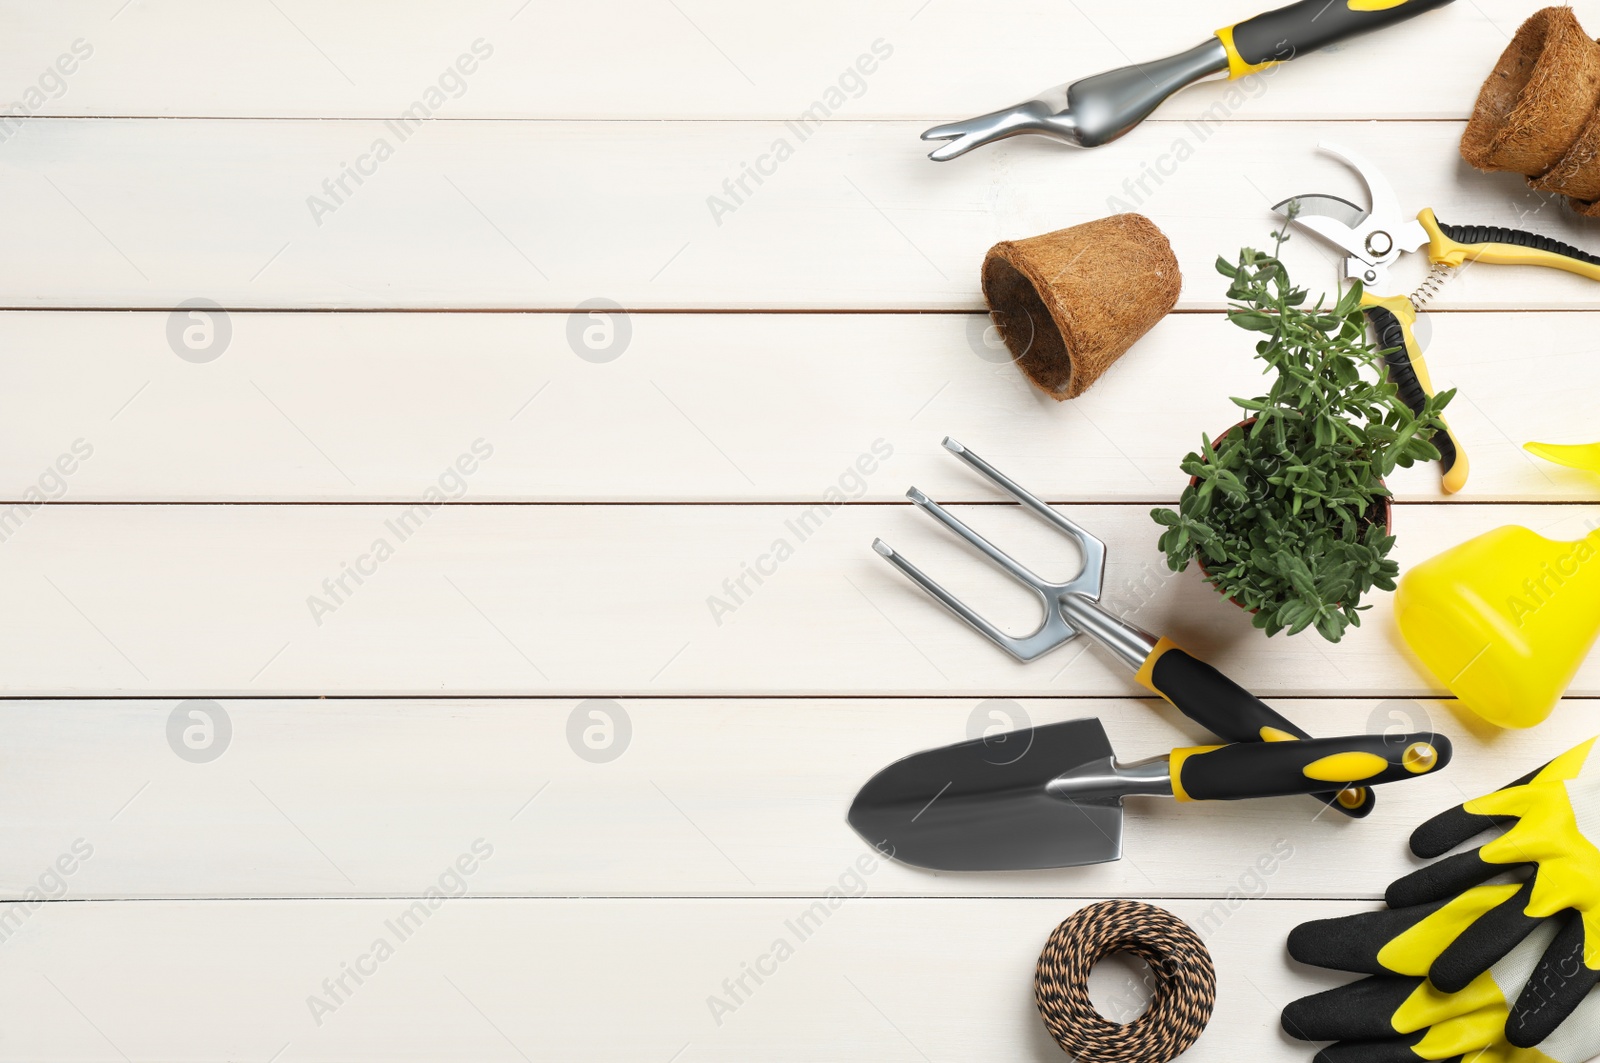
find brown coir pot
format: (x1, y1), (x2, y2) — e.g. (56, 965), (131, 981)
(1461, 7), (1600, 182)
(980, 213), (1180, 400)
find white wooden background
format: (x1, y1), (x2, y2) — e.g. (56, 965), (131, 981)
(2, 1), (1593, 1060)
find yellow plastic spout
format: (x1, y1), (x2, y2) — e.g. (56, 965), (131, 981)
(1526, 441), (1600, 475)
(1396, 526), (1600, 728)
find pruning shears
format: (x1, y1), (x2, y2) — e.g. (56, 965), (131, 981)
(1275, 142), (1600, 494)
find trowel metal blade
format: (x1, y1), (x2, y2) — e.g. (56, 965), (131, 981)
(847, 718), (1125, 872)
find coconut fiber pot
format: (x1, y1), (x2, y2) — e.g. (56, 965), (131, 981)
(980, 213), (1180, 400)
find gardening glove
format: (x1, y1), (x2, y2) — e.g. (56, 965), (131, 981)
(1283, 899), (1600, 1062)
(1382, 737), (1600, 1047)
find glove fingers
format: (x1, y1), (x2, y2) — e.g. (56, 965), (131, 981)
(1410, 805), (1519, 861)
(1290, 902), (1449, 975)
(1431, 879), (1541, 994)
(1386, 849), (1505, 909)
(1283, 976), (1425, 1042)
(1409, 761), (1548, 860)
(1314, 1035), (1452, 1063)
(1507, 912), (1600, 1049)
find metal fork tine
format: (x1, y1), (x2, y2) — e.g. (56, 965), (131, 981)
(871, 539), (1032, 655)
(941, 437), (1106, 594)
(872, 540), (1073, 661)
(906, 488), (1055, 594)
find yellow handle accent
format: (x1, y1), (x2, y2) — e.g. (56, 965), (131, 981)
(1166, 744), (1223, 803)
(1133, 636), (1176, 693)
(1347, 0), (1413, 10)
(1420, 208), (1600, 280)
(1302, 750), (1389, 783)
(1214, 24), (1278, 79)
(1336, 787), (1368, 810)
(1259, 726), (1298, 742)
(1402, 742), (1438, 773)
(1360, 289), (1470, 494)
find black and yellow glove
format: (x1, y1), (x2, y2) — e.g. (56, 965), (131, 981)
(1383, 738), (1600, 1047)
(1284, 895), (1600, 1062)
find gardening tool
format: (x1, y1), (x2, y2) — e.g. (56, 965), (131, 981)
(874, 436), (1381, 818)
(846, 716), (1449, 871)
(1276, 142), (1600, 494)
(1395, 524), (1600, 728)
(921, 0), (1454, 160)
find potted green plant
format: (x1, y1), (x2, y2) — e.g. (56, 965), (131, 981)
(1150, 225), (1452, 643)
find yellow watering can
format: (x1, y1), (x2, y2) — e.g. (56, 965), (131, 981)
(1397, 526), (1600, 728)
(1395, 442), (1600, 728)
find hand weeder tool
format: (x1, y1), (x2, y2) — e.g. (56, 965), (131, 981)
(847, 716), (1450, 871)
(874, 437), (1376, 818)
(921, 0), (1453, 160)
(1276, 141), (1600, 494)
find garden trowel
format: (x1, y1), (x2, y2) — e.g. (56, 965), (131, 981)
(847, 718), (1450, 872)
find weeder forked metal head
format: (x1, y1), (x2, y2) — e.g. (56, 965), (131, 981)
(870, 439), (1110, 662)
(920, 97), (1082, 161)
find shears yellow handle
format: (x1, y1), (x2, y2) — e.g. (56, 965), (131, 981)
(1360, 292), (1468, 495)
(1419, 208), (1600, 279)
(1358, 209), (1600, 496)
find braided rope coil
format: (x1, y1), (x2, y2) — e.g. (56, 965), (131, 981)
(1034, 900), (1216, 1063)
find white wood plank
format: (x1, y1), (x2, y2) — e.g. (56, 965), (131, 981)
(0, 696), (1579, 900)
(1, 0), (1519, 121)
(0, 308), (1592, 502)
(4, 118), (1598, 309)
(0, 895), (1368, 1061)
(1, 501), (1595, 696)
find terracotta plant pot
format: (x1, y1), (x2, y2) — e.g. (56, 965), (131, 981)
(1187, 418), (1394, 612)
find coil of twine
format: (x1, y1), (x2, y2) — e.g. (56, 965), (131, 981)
(1034, 900), (1216, 1063)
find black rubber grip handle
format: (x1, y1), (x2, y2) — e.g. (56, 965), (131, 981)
(1176, 732), (1451, 802)
(1365, 304), (1460, 475)
(1146, 645), (1373, 818)
(1435, 219), (1600, 268)
(1229, 0), (1455, 68)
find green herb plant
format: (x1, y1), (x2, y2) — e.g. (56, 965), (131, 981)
(1150, 220), (1452, 642)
